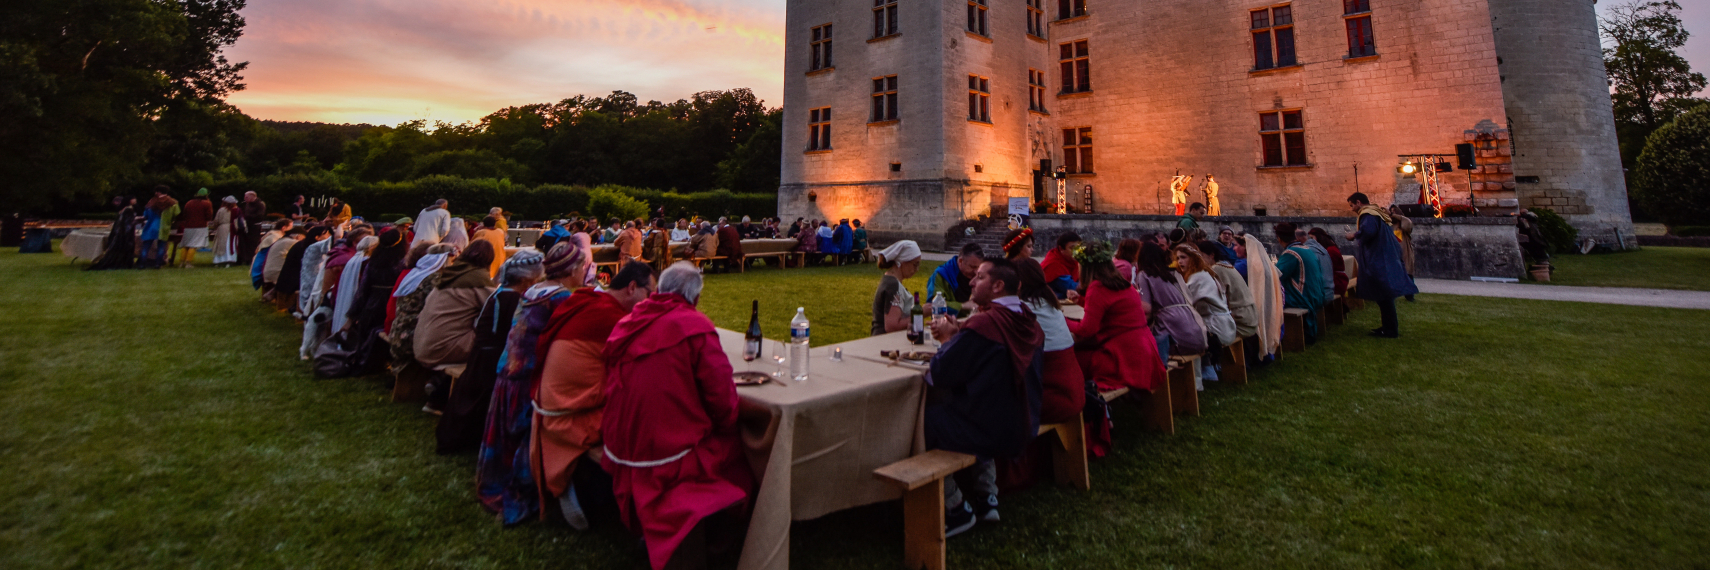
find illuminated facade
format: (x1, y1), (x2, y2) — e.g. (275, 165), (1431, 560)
(778, 0), (1632, 248)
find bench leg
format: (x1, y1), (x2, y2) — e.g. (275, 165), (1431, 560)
(902, 480), (948, 570)
(1326, 298), (1346, 325)
(1169, 365), (1200, 417)
(391, 362), (429, 403)
(1139, 381), (1175, 434)
(1223, 339), (1248, 385)
(1282, 317), (1306, 353)
(1050, 414), (1090, 490)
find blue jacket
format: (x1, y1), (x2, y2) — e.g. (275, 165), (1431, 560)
(1353, 213), (1419, 300)
(833, 223), (854, 253)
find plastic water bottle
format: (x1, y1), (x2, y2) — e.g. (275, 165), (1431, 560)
(789, 307), (810, 381)
(930, 291), (949, 322)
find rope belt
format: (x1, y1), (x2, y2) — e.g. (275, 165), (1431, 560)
(531, 400), (573, 417)
(604, 446), (692, 469)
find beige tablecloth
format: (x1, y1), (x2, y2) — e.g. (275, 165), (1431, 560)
(62, 229), (110, 261)
(714, 329), (926, 570)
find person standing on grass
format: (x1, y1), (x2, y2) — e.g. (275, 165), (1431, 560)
(239, 191), (267, 265)
(928, 243), (983, 315)
(412, 199), (452, 248)
(1274, 222), (1326, 344)
(140, 188), (179, 269)
(1346, 193), (1417, 338)
(471, 216), (509, 278)
(87, 197), (140, 270)
(211, 196), (242, 267)
(531, 260), (656, 529)
(871, 240), (923, 336)
(924, 257), (1043, 536)
(176, 189), (213, 268)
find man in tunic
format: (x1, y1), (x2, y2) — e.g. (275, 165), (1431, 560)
(471, 216), (510, 278)
(177, 188), (214, 268)
(925, 257), (1044, 536)
(1178, 202), (1205, 232)
(614, 221), (644, 264)
(239, 191), (267, 265)
(412, 199), (453, 248)
(1273, 223), (1326, 343)
(644, 219), (673, 272)
(1347, 193), (1418, 337)
(715, 218), (744, 272)
(601, 262), (753, 570)
(1299, 228), (1335, 302)
(1203, 175), (1221, 216)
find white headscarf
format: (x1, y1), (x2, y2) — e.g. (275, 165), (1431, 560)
(444, 220), (470, 250)
(877, 240), (921, 264)
(298, 239), (332, 316)
(393, 253), (450, 298)
(331, 251), (369, 333)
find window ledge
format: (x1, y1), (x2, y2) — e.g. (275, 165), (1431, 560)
(964, 31), (992, 43)
(1249, 64), (1304, 76)
(1026, 33), (1047, 43)
(806, 66), (835, 77)
(1056, 90), (1094, 99)
(804, 149), (833, 155)
(867, 119), (900, 127)
(1051, 14), (1090, 25)
(1066, 172), (1096, 178)
(1343, 54), (1379, 63)
(1256, 164), (1314, 171)
(967, 119), (993, 126)
(868, 33), (901, 44)
(1028, 109), (1051, 117)
(1343, 10), (1372, 17)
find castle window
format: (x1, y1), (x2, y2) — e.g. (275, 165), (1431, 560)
(808, 107), (832, 151)
(1058, 40), (1090, 93)
(1027, 0), (1045, 37)
(874, 0), (899, 38)
(1250, 5), (1296, 70)
(967, 0), (988, 37)
(810, 24), (834, 71)
(871, 75), (899, 122)
(1344, 0), (1376, 58)
(1062, 127), (1092, 174)
(1259, 110), (1307, 167)
(1028, 69), (1048, 113)
(968, 75), (991, 123)
(1056, 0), (1085, 21)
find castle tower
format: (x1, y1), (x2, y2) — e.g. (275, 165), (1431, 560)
(1490, 0), (1635, 246)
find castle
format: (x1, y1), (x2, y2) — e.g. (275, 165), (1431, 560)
(776, 0), (1633, 250)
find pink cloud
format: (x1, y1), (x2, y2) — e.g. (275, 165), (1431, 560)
(225, 0), (785, 124)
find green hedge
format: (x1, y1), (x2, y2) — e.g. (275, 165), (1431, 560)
(199, 174), (775, 222)
(1532, 208), (1579, 254)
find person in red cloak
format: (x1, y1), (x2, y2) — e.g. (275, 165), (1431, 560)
(1040, 231), (1083, 300)
(601, 261), (753, 570)
(531, 261), (656, 528)
(925, 257), (1044, 537)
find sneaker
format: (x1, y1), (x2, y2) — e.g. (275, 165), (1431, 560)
(945, 501), (977, 538)
(559, 487), (590, 531)
(971, 493), (1000, 523)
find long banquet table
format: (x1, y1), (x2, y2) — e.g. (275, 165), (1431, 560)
(711, 329), (930, 570)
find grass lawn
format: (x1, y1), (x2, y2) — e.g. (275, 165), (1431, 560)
(1542, 246), (1710, 291)
(3, 244), (1708, 568)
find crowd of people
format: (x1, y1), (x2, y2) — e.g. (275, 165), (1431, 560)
(866, 192), (1419, 536)
(92, 185), (1416, 567)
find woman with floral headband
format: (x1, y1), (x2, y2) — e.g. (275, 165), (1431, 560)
(1001, 228), (1035, 261)
(1066, 241), (1167, 395)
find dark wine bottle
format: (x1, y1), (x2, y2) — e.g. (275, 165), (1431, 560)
(744, 300), (762, 362)
(909, 292), (925, 345)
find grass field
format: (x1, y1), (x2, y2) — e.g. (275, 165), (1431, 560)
(1543, 246), (1710, 291)
(3, 245), (1708, 569)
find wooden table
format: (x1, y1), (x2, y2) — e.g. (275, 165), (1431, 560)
(713, 329), (928, 570)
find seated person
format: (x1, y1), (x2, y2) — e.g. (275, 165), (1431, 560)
(926, 243), (983, 315)
(1066, 242), (1167, 394)
(1273, 223), (1326, 343)
(1040, 232), (1082, 299)
(925, 258), (1044, 537)
(601, 262), (753, 570)
(414, 240), (498, 370)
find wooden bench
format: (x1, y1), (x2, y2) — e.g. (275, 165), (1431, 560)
(1221, 336), (1249, 385)
(1282, 308), (1309, 353)
(743, 251), (792, 269)
(1326, 297), (1347, 325)
(1035, 414), (1090, 490)
(1316, 305), (1329, 330)
(1167, 356), (1201, 417)
(687, 255), (727, 270)
(391, 361), (430, 403)
(873, 450), (979, 570)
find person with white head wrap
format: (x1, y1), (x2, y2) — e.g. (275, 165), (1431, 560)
(871, 240), (924, 336)
(330, 235), (378, 332)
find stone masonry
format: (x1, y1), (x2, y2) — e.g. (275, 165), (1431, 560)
(780, 0), (1632, 249)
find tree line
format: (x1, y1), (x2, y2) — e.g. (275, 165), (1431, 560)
(0, 0), (782, 217)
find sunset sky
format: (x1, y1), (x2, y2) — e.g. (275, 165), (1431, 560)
(224, 0), (1708, 127)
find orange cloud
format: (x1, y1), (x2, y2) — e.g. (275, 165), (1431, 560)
(225, 0), (784, 125)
